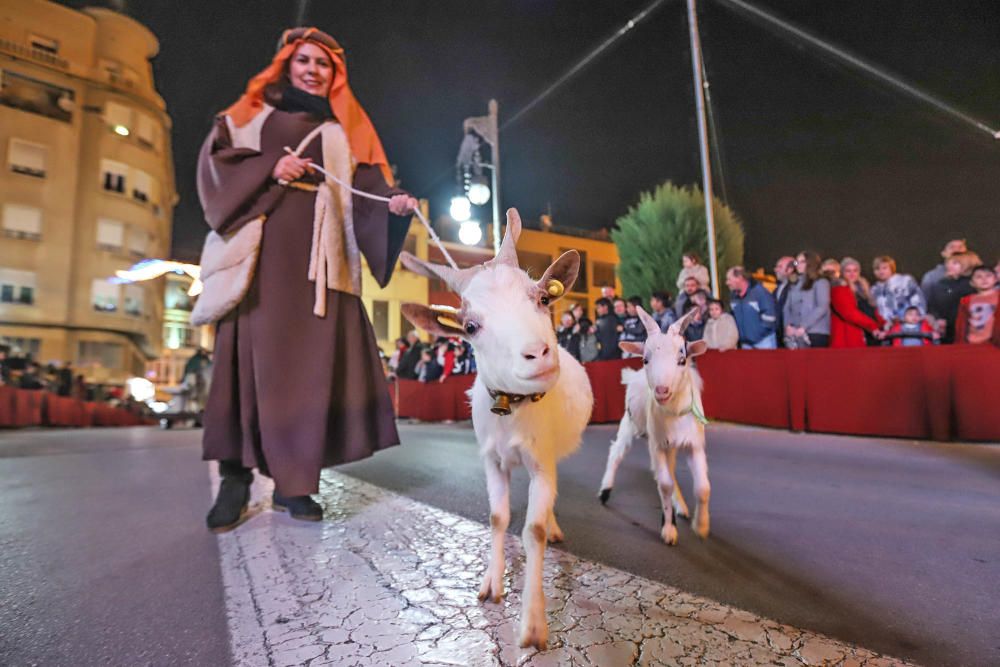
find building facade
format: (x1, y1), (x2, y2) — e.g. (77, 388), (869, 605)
(0, 0), (175, 383)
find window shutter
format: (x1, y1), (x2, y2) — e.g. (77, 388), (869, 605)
(105, 101), (131, 130)
(8, 139), (46, 177)
(2, 204), (42, 237)
(96, 218), (124, 249)
(136, 114), (156, 148)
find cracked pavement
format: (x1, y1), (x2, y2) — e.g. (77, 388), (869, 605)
(218, 471), (915, 667)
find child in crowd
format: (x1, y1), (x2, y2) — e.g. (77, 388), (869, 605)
(955, 266), (998, 345)
(415, 349), (442, 382)
(887, 307), (938, 347)
(677, 252), (711, 292)
(703, 299), (738, 351)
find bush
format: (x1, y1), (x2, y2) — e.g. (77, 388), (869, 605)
(611, 181), (744, 302)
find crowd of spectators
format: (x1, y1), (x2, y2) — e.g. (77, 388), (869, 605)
(387, 331), (477, 383)
(551, 241), (999, 361)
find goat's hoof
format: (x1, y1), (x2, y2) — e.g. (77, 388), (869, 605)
(661, 523), (679, 546)
(518, 614), (549, 651)
(547, 528), (564, 543)
(478, 570), (504, 603)
(599, 488), (611, 504)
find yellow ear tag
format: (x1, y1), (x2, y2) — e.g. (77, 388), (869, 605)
(430, 305), (463, 331)
(547, 279), (565, 298)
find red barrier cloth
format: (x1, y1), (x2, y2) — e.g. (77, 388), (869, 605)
(0, 386), (15, 427)
(696, 351), (792, 429)
(950, 345), (1000, 441)
(45, 395), (84, 427)
(585, 359), (641, 424)
(13, 389), (45, 427)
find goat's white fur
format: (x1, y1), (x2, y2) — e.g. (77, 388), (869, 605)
(400, 209), (592, 651)
(599, 307), (711, 545)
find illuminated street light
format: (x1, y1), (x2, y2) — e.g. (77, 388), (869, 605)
(126, 377), (156, 402)
(458, 220), (483, 246)
(450, 195), (472, 222)
(114, 124), (130, 136)
(467, 175), (491, 205)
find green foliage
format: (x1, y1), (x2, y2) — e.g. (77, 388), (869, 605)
(611, 181), (744, 301)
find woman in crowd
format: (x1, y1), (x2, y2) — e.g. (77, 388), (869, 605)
(783, 251), (831, 348)
(829, 262), (881, 348)
(556, 310), (582, 360)
(577, 316), (600, 362)
(198, 27), (417, 531)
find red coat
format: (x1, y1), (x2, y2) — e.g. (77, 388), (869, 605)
(830, 285), (879, 348)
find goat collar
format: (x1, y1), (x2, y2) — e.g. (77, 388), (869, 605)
(487, 387), (546, 416)
(654, 385), (709, 426)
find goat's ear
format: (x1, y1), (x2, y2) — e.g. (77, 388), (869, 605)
(619, 341), (644, 356)
(687, 340), (709, 358)
(401, 303), (465, 339)
(538, 250), (580, 302)
(669, 308), (698, 335)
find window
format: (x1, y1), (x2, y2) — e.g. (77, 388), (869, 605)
(131, 169), (152, 203)
(0, 70), (74, 122)
(165, 323), (194, 350)
(29, 34), (59, 55)
(0, 268), (37, 305)
(400, 307), (415, 339)
(518, 251), (553, 280)
(8, 139), (46, 178)
(100, 160), (127, 194)
(372, 300), (389, 340)
(91, 279), (120, 312)
(136, 113), (157, 149)
(593, 261), (616, 290)
(96, 218), (124, 252)
(78, 341), (124, 370)
(1, 337), (40, 358)
(105, 101), (131, 136)
(2, 204), (42, 241)
(562, 248), (587, 293)
(165, 278), (193, 311)
(124, 284), (144, 316)
(128, 229), (148, 258)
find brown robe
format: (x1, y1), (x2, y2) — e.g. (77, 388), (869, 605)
(198, 108), (407, 495)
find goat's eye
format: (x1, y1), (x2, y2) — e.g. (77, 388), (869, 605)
(540, 295), (551, 306)
(643, 356), (650, 365)
(464, 321), (480, 335)
(678, 355), (686, 366)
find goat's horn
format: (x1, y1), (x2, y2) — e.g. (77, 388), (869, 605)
(636, 306), (660, 337)
(491, 208), (522, 268)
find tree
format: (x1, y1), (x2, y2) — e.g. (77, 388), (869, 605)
(611, 181), (744, 302)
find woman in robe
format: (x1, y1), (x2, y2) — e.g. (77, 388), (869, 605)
(199, 27), (417, 531)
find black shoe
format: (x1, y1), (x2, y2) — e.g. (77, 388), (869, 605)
(206, 473), (252, 533)
(272, 492), (323, 522)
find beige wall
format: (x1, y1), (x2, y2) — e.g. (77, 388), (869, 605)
(0, 0), (174, 382)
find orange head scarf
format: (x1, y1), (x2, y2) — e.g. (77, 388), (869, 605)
(224, 27), (394, 185)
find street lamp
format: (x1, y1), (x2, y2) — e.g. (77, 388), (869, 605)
(449, 195), (472, 222)
(458, 220), (483, 246)
(467, 175), (491, 206)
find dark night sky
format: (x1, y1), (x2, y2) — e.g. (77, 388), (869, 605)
(61, 0), (1000, 275)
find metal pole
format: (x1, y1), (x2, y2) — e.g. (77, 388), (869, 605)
(686, 0), (720, 298)
(488, 99), (501, 254)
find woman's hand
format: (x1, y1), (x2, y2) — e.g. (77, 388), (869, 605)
(272, 154), (313, 182)
(389, 194), (419, 216)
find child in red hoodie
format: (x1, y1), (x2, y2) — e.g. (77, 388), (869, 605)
(955, 265), (998, 345)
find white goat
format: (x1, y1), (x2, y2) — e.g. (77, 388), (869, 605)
(598, 307), (711, 545)
(400, 208), (592, 651)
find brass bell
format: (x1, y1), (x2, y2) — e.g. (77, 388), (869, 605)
(547, 279), (565, 298)
(491, 394), (512, 416)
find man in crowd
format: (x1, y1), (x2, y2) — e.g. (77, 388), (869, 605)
(921, 238), (967, 295)
(674, 276), (709, 317)
(649, 291), (676, 332)
(726, 266), (779, 349)
(394, 330), (424, 380)
(773, 256), (796, 343)
(594, 297), (622, 360)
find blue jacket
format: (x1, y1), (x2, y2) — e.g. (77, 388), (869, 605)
(730, 281), (778, 344)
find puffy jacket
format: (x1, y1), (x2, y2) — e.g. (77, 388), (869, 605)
(730, 281), (778, 345)
(830, 284), (879, 348)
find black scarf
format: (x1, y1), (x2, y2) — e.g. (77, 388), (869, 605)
(274, 84), (334, 121)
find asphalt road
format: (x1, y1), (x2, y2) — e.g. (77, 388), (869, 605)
(1, 423), (997, 666)
(341, 421), (1000, 667)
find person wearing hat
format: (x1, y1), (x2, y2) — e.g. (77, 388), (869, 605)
(198, 27), (417, 531)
